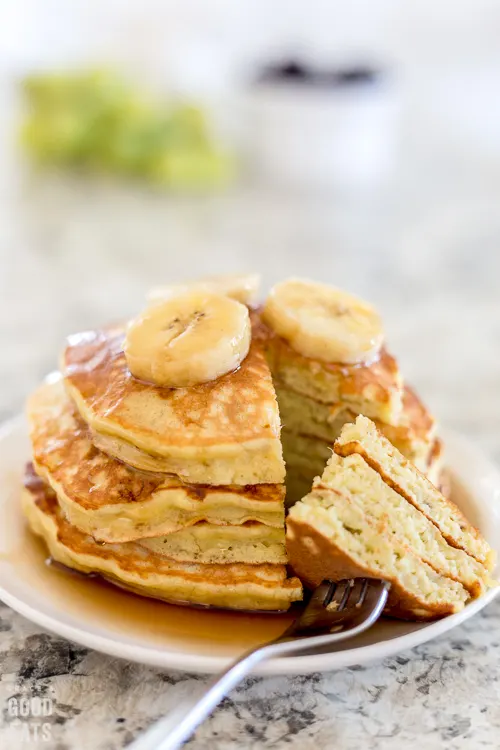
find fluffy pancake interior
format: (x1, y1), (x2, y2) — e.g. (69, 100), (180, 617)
(276, 382), (435, 464)
(287, 491), (469, 615)
(335, 416), (495, 570)
(316, 452), (490, 596)
(281, 429), (331, 474)
(22, 481), (302, 612)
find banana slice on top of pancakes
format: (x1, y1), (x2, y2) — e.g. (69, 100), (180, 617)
(262, 277), (384, 365)
(125, 290), (251, 387)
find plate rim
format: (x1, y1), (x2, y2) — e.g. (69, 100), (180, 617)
(0, 416), (499, 675)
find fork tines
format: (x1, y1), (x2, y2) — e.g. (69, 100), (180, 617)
(323, 578), (370, 611)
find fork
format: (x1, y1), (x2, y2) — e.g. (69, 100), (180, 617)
(128, 578), (390, 750)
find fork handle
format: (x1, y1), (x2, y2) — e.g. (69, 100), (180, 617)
(127, 628), (343, 750)
(127, 641), (278, 750)
(127, 583), (389, 750)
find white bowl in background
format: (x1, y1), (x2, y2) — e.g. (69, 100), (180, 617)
(246, 73), (400, 190)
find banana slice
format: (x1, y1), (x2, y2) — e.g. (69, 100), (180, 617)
(125, 291), (251, 387)
(262, 278), (384, 365)
(147, 273), (261, 306)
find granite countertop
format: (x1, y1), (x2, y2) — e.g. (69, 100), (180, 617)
(2, 153), (500, 748)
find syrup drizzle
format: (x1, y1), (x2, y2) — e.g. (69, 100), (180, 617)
(1, 518), (296, 657)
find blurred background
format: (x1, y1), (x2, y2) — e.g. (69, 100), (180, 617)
(1, 0), (500, 459)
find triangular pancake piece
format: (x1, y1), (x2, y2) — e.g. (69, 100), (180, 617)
(335, 416), (494, 568)
(287, 417), (495, 620)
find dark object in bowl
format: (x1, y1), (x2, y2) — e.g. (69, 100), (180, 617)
(257, 60), (382, 88)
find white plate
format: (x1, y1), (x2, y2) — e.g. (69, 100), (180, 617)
(0, 417), (499, 675)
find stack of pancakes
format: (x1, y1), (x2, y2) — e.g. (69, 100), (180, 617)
(23, 318), (302, 611)
(21, 275), (493, 620)
(263, 320), (443, 504)
(287, 416), (496, 620)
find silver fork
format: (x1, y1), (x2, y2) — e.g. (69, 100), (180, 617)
(128, 578), (390, 750)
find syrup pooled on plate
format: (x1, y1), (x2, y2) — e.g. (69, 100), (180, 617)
(3, 515), (296, 658)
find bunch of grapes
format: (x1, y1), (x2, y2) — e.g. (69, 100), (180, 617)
(21, 70), (234, 190)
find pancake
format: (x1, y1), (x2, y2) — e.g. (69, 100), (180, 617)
(61, 315), (285, 485)
(276, 383), (436, 468)
(286, 418), (495, 620)
(139, 523), (286, 565)
(335, 416), (495, 569)
(259, 319), (403, 425)
(309, 452), (489, 596)
(28, 380), (285, 543)
(22, 477), (302, 612)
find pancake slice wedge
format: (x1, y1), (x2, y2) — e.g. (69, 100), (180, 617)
(315, 452), (491, 597)
(22, 479), (302, 612)
(335, 416), (495, 570)
(286, 417), (496, 620)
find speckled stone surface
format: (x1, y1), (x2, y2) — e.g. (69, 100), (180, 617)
(2, 122), (500, 747)
(2, 597), (500, 749)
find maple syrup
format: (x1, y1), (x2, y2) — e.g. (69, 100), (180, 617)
(1, 517), (296, 659)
